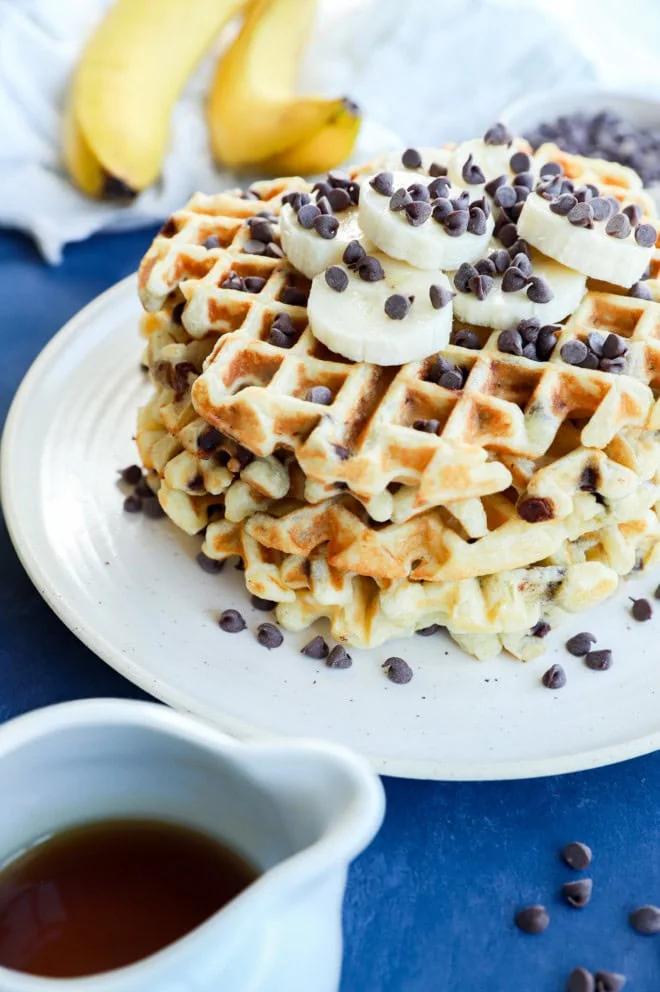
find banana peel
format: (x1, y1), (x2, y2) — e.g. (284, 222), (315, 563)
(261, 99), (361, 176)
(208, 0), (360, 169)
(64, 0), (246, 198)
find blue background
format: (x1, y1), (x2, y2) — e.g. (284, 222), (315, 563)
(2, 228), (660, 991)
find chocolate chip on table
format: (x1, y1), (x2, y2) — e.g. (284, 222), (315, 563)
(562, 841), (592, 870)
(325, 265), (349, 292)
(605, 213), (631, 239)
(405, 201), (432, 226)
(413, 418), (440, 433)
(630, 905), (660, 935)
(514, 905), (549, 934)
(629, 281), (653, 300)
(635, 222), (657, 247)
(196, 551), (224, 574)
(256, 622), (283, 649)
(301, 635), (329, 659)
(251, 594), (277, 611)
(307, 385), (334, 405)
(343, 240), (366, 267)
(429, 284), (454, 309)
(484, 122), (513, 145)
(585, 649), (613, 671)
(370, 171), (394, 196)
(358, 256), (385, 282)
(444, 210), (469, 236)
(402, 147), (423, 169)
(461, 153), (485, 185)
(384, 293), (412, 319)
(518, 497), (553, 523)
(565, 632), (597, 657)
(383, 657), (413, 684)
(562, 878), (593, 908)
(219, 609), (246, 633)
(142, 497), (165, 519)
(594, 972), (626, 992)
(630, 596), (652, 621)
(568, 968), (595, 992)
(326, 644), (352, 668)
(123, 494), (142, 513)
(314, 214), (339, 239)
(120, 464), (143, 485)
(416, 624), (442, 636)
(542, 664), (566, 689)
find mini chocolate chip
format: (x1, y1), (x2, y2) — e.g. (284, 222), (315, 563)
(537, 327), (558, 360)
(416, 624), (442, 636)
(498, 327), (523, 355)
(222, 270), (244, 289)
(518, 497), (553, 522)
(315, 196), (331, 215)
(257, 622), (283, 649)
(629, 281), (653, 299)
(196, 427), (223, 454)
(219, 609), (246, 633)
(590, 197), (613, 221)
(123, 494), (142, 513)
(135, 477), (154, 499)
(502, 266), (528, 293)
(511, 252), (533, 277)
(429, 162), (448, 177)
(532, 620), (551, 638)
(606, 213), (631, 239)
(562, 879), (592, 908)
(383, 657), (413, 684)
(407, 182), (430, 203)
(439, 369), (464, 390)
(314, 214), (339, 239)
(120, 464), (143, 485)
(453, 329), (481, 350)
(498, 222), (518, 248)
(297, 203), (321, 228)
(476, 258), (497, 277)
(587, 332), (605, 356)
(333, 443), (350, 460)
(623, 203), (643, 226)
(468, 274), (493, 300)
(432, 199), (453, 223)
(281, 286), (308, 306)
(358, 256), (385, 282)
(509, 237), (530, 258)
(444, 210), (469, 236)
(202, 234), (219, 249)
(599, 356), (626, 374)
(536, 175), (564, 199)
(385, 293), (412, 319)
(467, 205), (487, 235)
(251, 595), (277, 612)
(405, 200), (432, 226)
(461, 153), (485, 185)
(306, 385), (334, 405)
(585, 648), (613, 671)
(490, 248), (511, 273)
(561, 340), (588, 366)
(327, 188), (352, 212)
(347, 181), (360, 205)
(326, 644), (352, 668)
(568, 202), (594, 227)
(313, 180), (332, 198)
(413, 418), (440, 433)
(454, 262), (478, 293)
(630, 905), (660, 935)
(343, 240), (366, 267)
(370, 172), (394, 196)
(513, 184), (530, 203)
(272, 312), (296, 335)
(540, 161), (562, 177)
(301, 635), (329, 659)
(562, 841), (592, 870)
(550, 193), (578, 216)
(635, 222), (657, 247)
(510, 150), (531, 173)
(428, 176), (451, 199)
(243, 239), (266, 255)
(484, 122), (513, 145)
(565, 633), (596, 657)
(429, 284), (454, 309)
(542, 664), (566, 689)
(574, 185), (594, 204)
(495, 185), (517, 209)
(248, 219), (274, 243)
(197, 551), (224, 574)
(522, 342), (537, 360)
(594, 972), (626, 992)
(568, 967), (595, 992)
(325, 266), (349, 292)
(402, 147), (422, 169)
(527, 276), (554, 303)
(516, 172), (535, 190)
(515, 905), (549, 934)
(243, 276), (266, 293)
(485, 174), (507, 197)
(630, 596), (652, 621)
(603, 332), (627, 358)
(519, 317), (540, 341)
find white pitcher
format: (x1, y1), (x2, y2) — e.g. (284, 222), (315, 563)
(0, 699), (385, 992)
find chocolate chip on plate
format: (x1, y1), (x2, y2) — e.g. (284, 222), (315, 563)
(630, 596), (653, 621)
(416, 624), (442, 636)
(196, 551), (224, 574)
(251, 594), (277, 611)
(562, 878), (593, 908)
(562, 841), (592, 870)
(594, 971), (626, 992)
(568, 967), (595, 992)
(585, 648), (613, 671)
(301, 635), (329, 659)
(123, 494), (142, 513)
(325, 266), (349, 292)
(542, 664), (566, 689)
(565, 632), (596, 657)
(630, 905), (660, 935)
(402, 147), (423, 169)
(370, 171), (394, 196)
(514, 905), (549, 934)
(256, 622), (283, 649)
(120, 464), (143, 485)
(326, 644), (352, 668)
(219, 609), (246, 633)
(385, 293), (412, 319)
(429, 284), (454, 309)
(383, 657), (413, 684)
(142, 497), (165, 519)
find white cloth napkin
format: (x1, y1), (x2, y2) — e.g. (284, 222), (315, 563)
(0, 0), (647, 264)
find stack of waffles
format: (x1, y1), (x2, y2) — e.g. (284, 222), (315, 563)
(135, 143), (660, 661)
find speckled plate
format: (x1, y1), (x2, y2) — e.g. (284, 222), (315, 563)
(3, 275), (660, 780)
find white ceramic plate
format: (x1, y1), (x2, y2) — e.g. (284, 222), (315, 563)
(4, 276), (660, 781)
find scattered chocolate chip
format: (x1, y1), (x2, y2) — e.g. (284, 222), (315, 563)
(271, 312), (296, 336)
(563, 878), (593, 908)
(623, 203), (643, 226)
(383, 657), (413, 684)
(444, 210), (469, 236)
(402, 147), (423, 169)
(630, 905), (660, 935)
(416, 624), (442, 636)
(343, 240), (366, 267)
(123, 494), (142, 513)
(197, 551), (224, 574)
(142, 497), (165, 519)
(565, 633), (596, 657)
(468, 274), (493, 300)
(510, 150), (532, 173)
(532, 620), (551, 638)
(439, 369), (464, 390)
(484, 122), (513, 145)
(219, 609), (246, 633)
(249, 595), (276, 612)
(563, 841), (592, 870)
(635, 222), (657, 247)
(502, 266), (528, 293)
(495, 185), (517, 209)
(405, 200), (432, 226)
(461, 153), (485, 185)
(498, 327), (523, 356)
(568, 967), (595, 992)
(370, 171), (394, 196)
(561, 340), (589, 366)
(498, 222), (518, 248)
(280, 285), (308, 306)
(606, 213), (631, 239)
(325, 266), (348, 292)
(358, 256), (385, 282)
(453, 329), (481, 350)
(314, 214), (339, 239)
(326, 644), (352, 668)
(542, 664), (566, 689)
(384, 293), (412, 319)
(429, 162), (448, 177)
(307, 385), (334, 405)
(202, 234), (220, 250)
(518, 497), (554, 523)
(630, 596), (652, 621)
(429, 284), (454, 309)
(120, 464), (143, 485)
(550, 193), (578, 217)
(256, 622), (283, 649)
(485, 174), (507, 197)
(413, 418), (440, 433)
(467, 205), (487, 235)
(527, 275), (553, 303)
(594, 972), (626, 992)
(301, 635), (329, 659)
(629, 281), (653, 300)
(515, 905), (549, 934)
(390, 187), (413, 212)
(568, 202), (594, 228)
(585, 648), (613, 671)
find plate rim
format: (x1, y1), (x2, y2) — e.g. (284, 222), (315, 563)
(3, 275), (660, 781)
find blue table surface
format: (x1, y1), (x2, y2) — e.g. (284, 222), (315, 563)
(2, 227), (660, 992)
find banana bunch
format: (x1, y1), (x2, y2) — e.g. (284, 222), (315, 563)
(63, 0), (361, 200)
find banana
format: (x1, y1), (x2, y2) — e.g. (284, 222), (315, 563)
(307, 249), (454, 365)
(447, 136), (534, 190)
(280, 203), (372, 279)
(517, 187), (657, 287)
(260, 100), (361, 176)
(208, 0), (358, 169)
(359, 170), (493, 270)
(67, 0), (246, 196)
(449, 245), (586, 330)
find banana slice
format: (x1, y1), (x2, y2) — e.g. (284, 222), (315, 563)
(308, 249), (453, 364)
(448, 137), (535, 191)
(359, 170), (493, 270)
(517, 186), (657, 288)
(280, 202), (372, 279)
(449, 245), (586, 330)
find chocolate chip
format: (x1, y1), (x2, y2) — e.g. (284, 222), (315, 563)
(326, 644), (352, 668)
(402, 147), (422, 169)
(453, 329), (481, 350)
(594, 972), (626, 992)
(314, 214), (339, 239)
(585, 648), (613, 671)
(599, 356), (626, 374)
(243, 276), (267, 294)
(562, 841), (592, 870)
(413, 418), (440, 433)
(515, 171), (534, 190)
(540, 161), (563, 178)
(468, 274), (493, 300)
(297, 203), (321, 229)
(489, 248), (510, 273)
(405, 200), (432, 226)
(385, 293), (412, 319)
(502, 266), (528, 293)
(315, 196), (331, 215)
(333, 444), (350, 461)
(203, 234), (219, 249)
(536, 175), (564, 199)
(630, 596), (652, 621)
(623, 203), (643, 226)
(222, 272), (244, 291)
(243, 239), (266, 255)
(272, 312), (296, 336)
(439, 370), (464, 390)
(467, 205), (487, 235)
(542, 664), (566, 689)
(452, 191), (471, 211)
(519, 317), (540, 341)
(248, 219), (274, 244)
(461, 153), (485, 185)
(301, 635), (329, 659)
(630, 905), (660, 935)
(568, 202), (594, 227)
(325, 266), (349, 292)
(347, 181), (360, 206)
(383, 657), (413, 684)
(513, 184), (530, 203)
(498, 222), (518, 248)
(565, 633), (596, 658)
(281, 285), (308, 306)
(495, 185), (517, 209)
(251, 595), (277, 611)
(629, 281), (653, 299)
(428, 176), (451, 199)
(497, 327), (523, 356)
(606, 213), (631, 239)
(313, 180), (332, 198)
(406, 182), (430, 203)
(123, 494), (142, 513)
(358, 256), (385, 282)
(197, 551), (224, 574)
(327, 188), (352, 212)
(343, 240), (366, 267)
(428, 162), (448, 177)
(484, 122), (513, 145)
(560, 340), (587, 366)
(454, 262), (478, 293)
(416, 624), (442, 636)
(527, 276), (553, 303)
(219, 609), (246, 633)
(568, 968), (595, 992)
(537, 326), (558, 360)
(510, 150), (532, 173)
(282, 191), (309, 210)
(444, 210), (469, 236)
(562, 879), (592, 908)
(635, 222), (657, 247)
(120, 464), (143, 485)
(431, 199), (453, 223)
(160, 218), (177, 237)
(514, 905), (549, 934)
(257, 622), (283, 649)
(603, 333), (627, 358)
(370, 171), (394, 196)
(306, 385), (333, 406)
(518, 497), (553, 523)
(390, 187), (412, 212)
(550, 193), (577, 216)
(429, 284), (454, 309)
